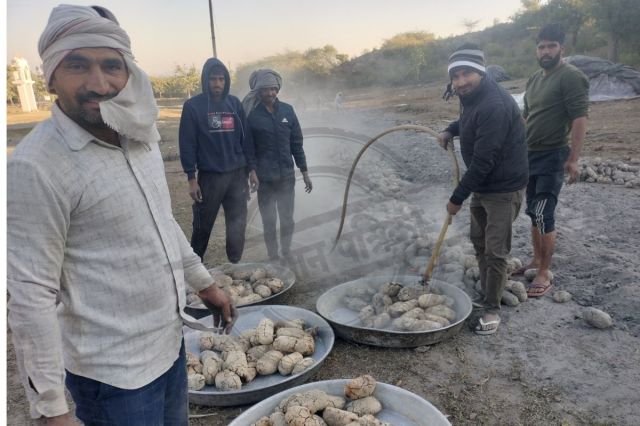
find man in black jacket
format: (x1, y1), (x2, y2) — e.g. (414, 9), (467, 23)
(179, 58), (258, 263)
(438, 44), (528, 335)
(244, 69), (312, 262)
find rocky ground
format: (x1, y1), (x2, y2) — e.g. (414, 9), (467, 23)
(6, 79), (640, 425)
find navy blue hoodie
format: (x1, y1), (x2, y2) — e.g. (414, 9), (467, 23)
(179, 58), (256, 180)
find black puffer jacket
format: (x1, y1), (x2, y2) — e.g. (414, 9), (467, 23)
(445, 76), (528, 205)
(247, 99), (307, 182)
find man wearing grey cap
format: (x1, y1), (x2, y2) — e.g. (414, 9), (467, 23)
(437, 43), (528, 335)
(7, 5), (235, 425)
(244, 69), (312, 263)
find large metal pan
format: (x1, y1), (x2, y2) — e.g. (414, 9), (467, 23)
(316, 276), (472, 348)
(185, 262), (296, 319)
(184, 305), (334, 407)
(228, 379), (451, 425)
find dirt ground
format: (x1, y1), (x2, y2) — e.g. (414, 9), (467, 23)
(6, 79), (640, 425)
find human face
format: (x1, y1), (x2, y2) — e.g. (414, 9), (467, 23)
(536, 40), (563, 70)
(259, 86), (279, 107)
(450, 67), (483, 97)
(50, 47), (128, 129)
(208, 74), (226, 100)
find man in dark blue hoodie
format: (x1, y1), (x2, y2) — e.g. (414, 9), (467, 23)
(438, 44), (528, 335)
(179, 58), (258, 262)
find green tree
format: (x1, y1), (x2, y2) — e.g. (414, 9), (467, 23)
(521, 0), (543, 11)
(303, 45), (343, 77)
(6, 65), (18, 105)
(407, 47), (426, 82)
(173, 64), (200, 98)
(543, 0), (587, 50)
(462, 19), (480, 33)
(586, 0), (640, 61)
(382, 31), (435, 49)
(150, 76), (170, 98)
(31, 66), (49, 101)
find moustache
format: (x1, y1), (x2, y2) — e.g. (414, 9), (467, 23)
(77, 92), (118, 103)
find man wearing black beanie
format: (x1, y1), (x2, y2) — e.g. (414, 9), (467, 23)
(438, 43), (528, 335)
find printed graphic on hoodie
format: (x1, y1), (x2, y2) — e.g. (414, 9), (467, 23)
(208, 112), (235, 133)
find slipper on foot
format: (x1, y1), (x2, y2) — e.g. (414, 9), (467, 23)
(474, 316), (500, 335)
(527, 281), (553, 297)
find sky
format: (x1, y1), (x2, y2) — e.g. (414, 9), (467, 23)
(6, 0), (525, 76)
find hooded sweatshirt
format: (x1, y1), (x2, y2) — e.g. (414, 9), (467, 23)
(179, 58), (256, 179)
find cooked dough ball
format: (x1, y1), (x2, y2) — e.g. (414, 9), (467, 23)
(552, 290), (572, 303)
(256, 318), (276, 345)
(424, 304), (456, 321)
(380, 282), (402, 297)
(322, 407), (359, 426)
(501, 291), (520, 307)
(250, 268), (267, 282)
(254, 284), (273, 298)
(583, 307), (613, 329)
(188, 374), (205, 391)
(257, 350), (285, 375)
(278, 352), (304, 375)
(291, 357), (315, 375)
(345, 396), (382, 416)
(246, 344), (272, 363)
(396, 286), (430, 301)
(265, 278), (285, 293)
(387, 300), (419, 317)
(214, 370), (242, 390)
(344, 375), (376, 399)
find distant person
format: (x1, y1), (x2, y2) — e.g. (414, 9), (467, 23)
(7, 5), (235, 424)
(243, 69), (313, 263)
(179, 58), (258, 263)
(438, 44), (528, 335)
(334, 91), (344, 112)
(514, 23), (589, 297)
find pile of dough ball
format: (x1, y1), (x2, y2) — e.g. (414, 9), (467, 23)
(187, 265), (286, 307)
(187, 318), (317, 391)
(252, 375), (390, 426)
(343, 282), (457, 332)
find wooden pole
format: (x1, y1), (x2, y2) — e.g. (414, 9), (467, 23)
(208, 0), (217, 57)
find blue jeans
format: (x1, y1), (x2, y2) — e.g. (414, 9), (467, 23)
(65, 341), (188, 425)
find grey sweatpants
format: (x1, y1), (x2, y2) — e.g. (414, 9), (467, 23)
(470, 188), (525, 310)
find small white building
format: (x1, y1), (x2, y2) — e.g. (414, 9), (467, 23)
(11, 57), (39, 112)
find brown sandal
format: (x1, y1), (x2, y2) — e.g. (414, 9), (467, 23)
(527, 281), (553, 297)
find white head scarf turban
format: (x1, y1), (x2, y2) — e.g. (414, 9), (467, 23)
(241, 69), (283, 114)
(39, 4), (159, 144)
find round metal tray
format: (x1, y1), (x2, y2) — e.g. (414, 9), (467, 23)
(184, 305), (335, 407)
(185, 262), (296, 319)
(228, 379), (451, 425)
(316, 276), (472, 348)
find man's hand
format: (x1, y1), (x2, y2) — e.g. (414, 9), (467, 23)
(188, 179), (202, 203)
(437, 132), (453, 150)
(249, 170), (259, 192)
(302, 171), (313, 193)
(564, 159), (579, 184)
(446, 201), (462, 216)
(198, 284), (237, 334)
(46, 413), (81, 426)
